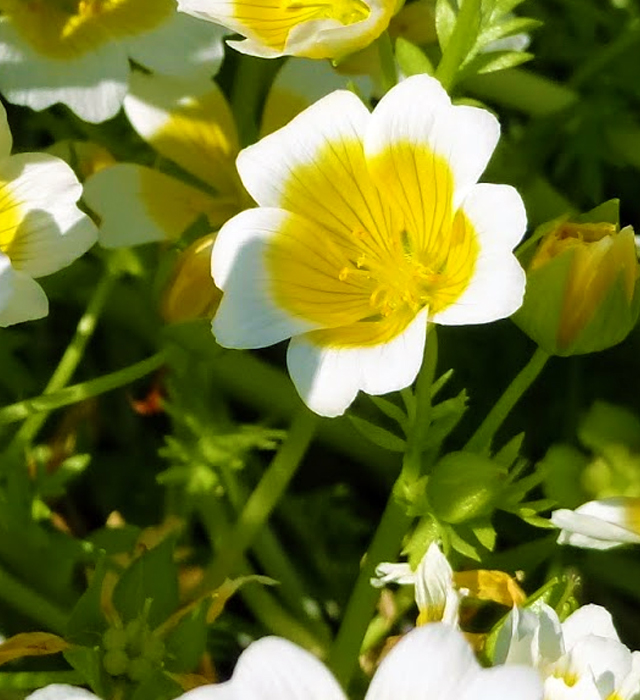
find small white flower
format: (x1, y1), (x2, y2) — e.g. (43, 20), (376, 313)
(0, 104), (97, 326)
(373, 542), (460, 625)
(0, 0), (226, 123)
(551, 497), (640, 550)
(494, 602), (638, 699)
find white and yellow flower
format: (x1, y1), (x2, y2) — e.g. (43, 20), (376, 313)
(83, 71), (249, 249)
(212, 74), (527, 417)
(0, 0), (226, 123)
(26, 624), (543, 700)
(178, 0), (399, 60)
(0, 103), (97, 326)
(494, 602), (638, 700)
(373, 542), (461, 626)
(551, 497), (640, 550)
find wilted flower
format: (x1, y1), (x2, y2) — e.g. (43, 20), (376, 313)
(178, 0), (399, 60)
(0, 104), (97, 326)
(514, 210), (640, 356)
(0, 0), (226, 123)
(552, 497), (640, 550)
(212, 74), (526, 417)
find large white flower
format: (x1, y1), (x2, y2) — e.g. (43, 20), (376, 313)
(494, 602), (639, 699)
(211, 74), (527, 417)
(0, 104), (97, 326)
(551, 497), (640, 550)
(0, 0), (226, 123)
(178, 0), (398, 60)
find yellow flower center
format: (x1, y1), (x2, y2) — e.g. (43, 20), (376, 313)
(266, 143), (479, 348)
(0, 182), (23, 260)
(0, 0), (175, 59)
(232, 0), (370, 53)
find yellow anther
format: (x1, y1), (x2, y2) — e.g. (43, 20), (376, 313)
(338, 267), (350, 282)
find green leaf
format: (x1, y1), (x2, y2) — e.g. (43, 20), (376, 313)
(460, 50), (533, 80)
(368, 395), (408, 432)
(67, 555), (110, 646)
(448, 527), (481, 561)
(470, 520), (497, 551)
(477, 16), (540, 47)
(435, 0), (458, 50)
(164, 602), (208, 673)
(435, 0), (482, 89)
(493, 433), (525, 470)
(112, 537), (180, 629)
(130, 670), (183, 700)
(87, 525), (142, 556)
(63, 646), (109, 698)
(348, 415), (406, 452)
(395, 37), (435, 77)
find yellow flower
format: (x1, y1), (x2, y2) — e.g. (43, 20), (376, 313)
(0, 0), (225, 122)
(178, 0), (399, 60)
(212, 74), (527, 416)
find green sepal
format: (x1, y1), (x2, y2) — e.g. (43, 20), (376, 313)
(348, 415), (406, 452)
(395, 37), (435, 76)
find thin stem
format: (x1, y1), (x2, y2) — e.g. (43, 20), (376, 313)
(14, 265), (118, 446)
(328, 493), (411, 688)
(204, 408), (318, 587)
(0, 352), (166, 426)
(0, 563), (69, 633)
(465, 346), (550, 454)
(328, 331), (438, 689)
(0, 671), (83, 690)
(402, 327), (438, 482)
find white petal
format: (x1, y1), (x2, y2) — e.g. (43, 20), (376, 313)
(552, 505), (640, 549)
(212, 208), (319, 349)
(561, 605), (620, 649)
(0, 270), (48, 326)
(0, 251), (15, 312)
(371, 562), (415, 587)
(0, 153), (97, 277)
(543, 675), (602, 700)
(286, 309), (428, 417)
(26, 685), (100, 700)
(365, 75), (500, 209)
(493, 604), (563, 668)
(237, 89), (371, 211)
(126, 11), (226, 78)
(459, 666), (543, 700)
(0, 20), (128, 123)
(181, 637), (346, 700)
(563, 636), (633, 697)
(433, 184), (526, 326)
(414, 542), (459, 625)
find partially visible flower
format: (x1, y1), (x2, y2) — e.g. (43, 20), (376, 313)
(212, 74), (526, 416)
(494, 602), (637, 699)
(514, 215), (640, 356)
(47, 140), (116, 181)
(373, 542), (460, 625)
(551, 497), (640, 550)
(0, 0), (226, 123)
(373, 542), (525, 627)
(178, 0), (399, 60)
(0, 104), (97, 326)
(84, 72), (249, 249)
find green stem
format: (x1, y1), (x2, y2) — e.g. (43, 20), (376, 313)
(327, 493), (410, 688)
(328, 332), (437, 689)
(0, 671), (83, 690)
(0, 563), (69, 633)
(377, 31), (397, 93)
(14, 265), (118, 446)
(402, 327), (438, 482)
(204, 408), (318, 587)
(465, 346), (550, 454)
(435, 0), (481, 91)
(0, 352), (166, 426)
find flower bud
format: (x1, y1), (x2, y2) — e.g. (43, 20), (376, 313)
(427, 452), (504, 524)
(161, 233), (222, 323)
(514, 205), (640, 355)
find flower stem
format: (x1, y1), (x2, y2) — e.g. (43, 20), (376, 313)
(0, 352), (166, 426)
(14, 264), (119, 446)
(328, 330), (437, 689)
(465, 346), (550, 454)
(204, 407), (318, 588)
(0, 563), (68, 633)
(327, 493), (411, 688)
